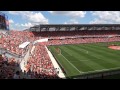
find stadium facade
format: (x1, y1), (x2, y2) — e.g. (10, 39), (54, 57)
(30, 24), (120, 32)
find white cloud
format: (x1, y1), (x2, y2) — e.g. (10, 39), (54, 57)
(21, 22), (32, 27)
(9, 11), (20, 15)
(64, 19), (79, 24)
(13, 22), (35, 30)
(89, 18), (109, 24)
(49, 11), (86, 18)
(8, 11), (49, 30)
(21, 22), (35, 30)
(9, 23), (22, 30)
(9, 19), (14, 24)
(8, 19), (15, 30)
(28, 12), (48, 23)
(90, 11), (120, 24)
(9, 11), (48, 24)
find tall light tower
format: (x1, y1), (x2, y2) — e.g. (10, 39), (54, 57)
(0, 12), (9, 30)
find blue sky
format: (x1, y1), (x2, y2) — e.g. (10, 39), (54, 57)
(2, 11), (120, 30)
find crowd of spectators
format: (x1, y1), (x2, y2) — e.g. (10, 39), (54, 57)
(1, 30), (120, 79)
(0, 31), (35, 56)
(0, 53), (21, 79)
(48, 36), (120, 45)
(26, 44), (59, 79)
(32, 30), (120, 39)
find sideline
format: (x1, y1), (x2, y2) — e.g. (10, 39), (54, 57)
(45, 46), (66, 79)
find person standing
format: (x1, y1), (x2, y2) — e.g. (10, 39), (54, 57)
(13, 71), (20, 79)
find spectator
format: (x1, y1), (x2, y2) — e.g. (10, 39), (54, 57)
(13, 71), (20, 79)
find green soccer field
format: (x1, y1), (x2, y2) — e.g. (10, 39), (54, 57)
(48, 42), (120, 78)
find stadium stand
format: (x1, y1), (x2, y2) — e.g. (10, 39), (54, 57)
(1, 24), (120, 79)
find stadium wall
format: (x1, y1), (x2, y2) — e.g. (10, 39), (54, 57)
(69, 69), (120, 79)
(45, 46), (66, 78)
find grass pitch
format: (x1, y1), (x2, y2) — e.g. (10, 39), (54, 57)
(48, 42), (120, 78)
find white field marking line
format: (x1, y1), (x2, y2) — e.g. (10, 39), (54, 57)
(53, 47), (69, 75)
(74, 47), (103, 69)
(55, 55), (68, 74)
(78, 60), (89, 61)
(63, 47), (100, 71)
(73, 47), (106, 71)
(78, 48), (88, 53)
(83, 67), (120, 74)
(80, 46), (120, 64)
(88, 44), (120, 57)
(60, 53), (83, 73)
(76, 47), (120, 72)
(71, 60), (89, 62)
(73, 47), (109, 71)
(78, 59), (106, 61)
(80, 49), (87, 52)
(78, 46), (104, 60)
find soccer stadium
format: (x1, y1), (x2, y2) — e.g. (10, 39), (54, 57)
(1, 12), (120, 79)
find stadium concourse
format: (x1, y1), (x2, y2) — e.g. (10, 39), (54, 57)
(1, 24), (120, 79)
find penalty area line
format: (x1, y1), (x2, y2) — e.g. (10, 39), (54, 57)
(60, 53), (83, 73)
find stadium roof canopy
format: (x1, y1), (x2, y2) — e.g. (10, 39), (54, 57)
(30, 24), (120, 32)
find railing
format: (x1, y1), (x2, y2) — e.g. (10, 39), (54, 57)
(0, 48), (22, 58)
